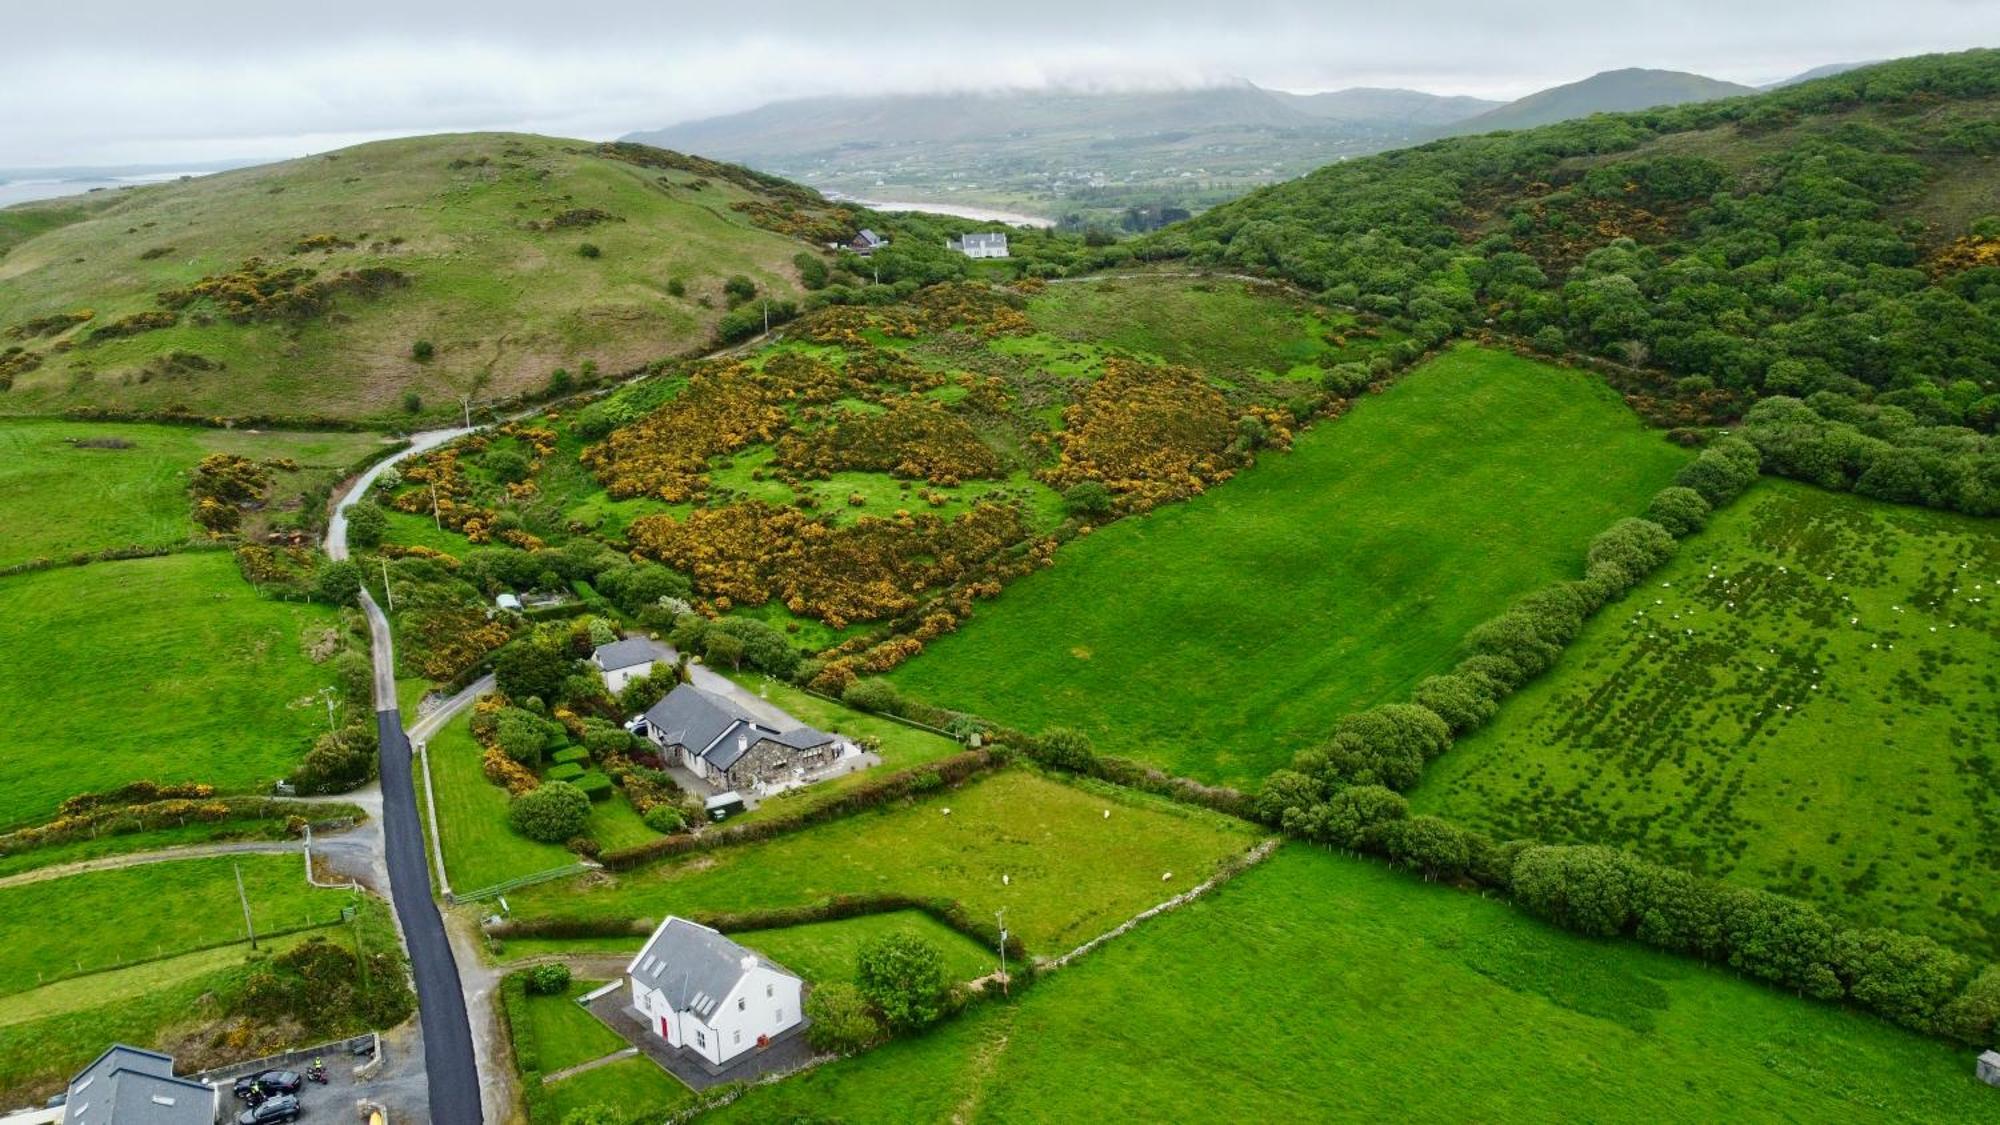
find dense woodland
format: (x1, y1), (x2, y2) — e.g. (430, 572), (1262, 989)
(1144, 50), (2000, 513)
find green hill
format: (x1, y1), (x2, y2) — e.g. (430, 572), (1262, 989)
(1144, 50), (2000, 514)
(1441, 67), (1758, 135)
(0, 133), (853, 424)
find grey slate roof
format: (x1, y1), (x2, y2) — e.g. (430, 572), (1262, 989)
(594, 636), (668, 673)
(952, 232), (1008, 250)
(65, 1045), (213, 1125)
(854, 229), (885, 247)
(628, 917), (797, 1021)
(641, 683), (833, 771)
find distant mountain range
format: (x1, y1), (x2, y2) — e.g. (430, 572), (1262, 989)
(627, 60), (1866, 222)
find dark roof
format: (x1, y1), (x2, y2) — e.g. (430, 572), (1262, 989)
(956, 232), (1008, 248)
(854, 229), (885, 246)
(593, 636), (668, 672)
(65, 1045), (213, 1125)
(627, 917), (797, 1021)
(641, 684), (833, 769)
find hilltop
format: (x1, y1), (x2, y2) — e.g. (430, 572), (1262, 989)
(1439, 67), (1758, 135)
(0, 133), (855, 424)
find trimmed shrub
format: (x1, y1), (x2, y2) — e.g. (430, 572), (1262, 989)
(1644, 485), (1712, 537)
(526, 963), (572, 995)
(642, 805), (685, 833)
(842, 677), (903, 715)
(546, 763), (586, 783)
(551, 747), (591, 766)
(574, 770), (615, 801)
(1030, 727), (1096, 772)
(508, 781), (590, 842)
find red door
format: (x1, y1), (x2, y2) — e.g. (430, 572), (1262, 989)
(660, 1015), (671, 1040)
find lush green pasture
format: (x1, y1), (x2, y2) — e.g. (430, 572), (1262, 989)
(0, 854), (347, 993)
(0, 552), (343, 827)
(1417, 481), (2000, 955)
(1022, 276), (1371, 379)
(0, 420), (387, 567)
(420, 709), (586, 894)
(519, 978), (629, 1072)
(715, 846), (1997, 1124)
(892, 345), (1690, 784)
(540, 1057), (692, 1123)
(507, 770), (1262, 953)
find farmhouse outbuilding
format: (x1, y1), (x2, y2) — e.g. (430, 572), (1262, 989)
(849, 229), (888, 254)
(591, 636), (669, 695)
(626, 917), (804, 1071)
(62, 1045), (215, 1125)
(948, 232), (1010, 259)
(632, 683), (839, 791)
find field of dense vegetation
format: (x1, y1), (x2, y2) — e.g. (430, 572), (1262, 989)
(713, 847), (2000, 1123)
(0, 551), (346, 827)
(0, 419), (387, 566)
(1417, 480), (2000, 955)
(504, 770), (1262, 954)
(892, 345), (1688, 783)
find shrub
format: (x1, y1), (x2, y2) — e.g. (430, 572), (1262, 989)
(1673, 439), (1761, 506)
(1282, 784), (1407, 848)
(547, 762), (586, 783)
(584, 727), (634, 758)
(703, 631), (746, 670)
(855, 933), (948, 1033)
(1031, 727), (1096, 772)
(1061, 480), (1114, 518)
(526, 963), (573, 995)
(1253, 769), (1323, 825)
(665, 278), (686, 298)
(574, 770), (615, 801)
(345, 504), (388, 550)
(724, 274), (757, 306)
(805, 981), (882, 1053)
(1411, 671), (1501, 734)
(1644, 485), (1712, 537)
(1832, 928), (1973, 1033)
(1584, 518), (1677, 590)
(412, 340), (435, 362)
(578, 243), (601, 259)
(642, 805), (685, 833)
(1295, 704), (1449, 792)
(508, 781), (590, 842)
(551, 746), (591, 766)
(842, 677), (903, 715)
(312, 560), (363, 605)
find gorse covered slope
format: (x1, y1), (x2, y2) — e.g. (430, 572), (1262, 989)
(0, 134), (850, 423)
(1146, 50), (2000, 512)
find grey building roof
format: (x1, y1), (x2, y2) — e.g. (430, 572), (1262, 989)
(65, 1045), (213, 1125)
(854, 229), (885, 247)
(594, 636), (668, 673)
(641, 684), (833, 771)
(627, 917), (797, 1021)
(953, 232), (1008, 249)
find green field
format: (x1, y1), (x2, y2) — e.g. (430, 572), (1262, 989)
(744, 911), (997, 984)
(891, 345), (1690, 784)
(1417, 480), (2000, 955)
(713, 846), (1998, 1124)
(0, 133), (818, 422)
(0, 854), (348, 993)
(541, 1057), (692, 1123)
(506, 770), (1263, 953)
(0, 551), (344, 827)
(512, 978), (695, 1123)
(0, 420), (389, 568)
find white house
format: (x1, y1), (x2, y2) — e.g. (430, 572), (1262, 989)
(947, 232), (1009, 259)
(627, 917), (804, 1069)
(591, 636), (669, 695)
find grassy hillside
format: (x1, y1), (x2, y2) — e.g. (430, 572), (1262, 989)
(0, 419), (387, 567)
(0, 133), (842, 423)
(1442, 68), (1757, 135)
(713, 847), (1997, 1124)
(1417, 480), (2000, 955)
(891, 345), (1688, 784)
(0, 552), (342, 826)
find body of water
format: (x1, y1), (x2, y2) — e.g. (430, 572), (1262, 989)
(0, 170), (215, 208)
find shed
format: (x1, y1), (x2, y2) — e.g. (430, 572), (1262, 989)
(1978, 1049), (2000, 1087)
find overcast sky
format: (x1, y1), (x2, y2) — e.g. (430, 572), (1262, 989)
(4, 1), (1994, 167)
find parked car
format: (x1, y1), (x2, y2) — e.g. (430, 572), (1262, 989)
(236, 1094), (301, 1124)
(233, 1071), (303, 1099)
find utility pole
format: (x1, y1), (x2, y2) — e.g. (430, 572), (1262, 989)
(380, 556), (395, 611)
(995, 908), (1009, 998)
(428, 481), (442, 531)
(459, 394), (473, 429)
(319, 687), (339, 734)
(762, 298), (770, 336)
(235, 862), (258, 950)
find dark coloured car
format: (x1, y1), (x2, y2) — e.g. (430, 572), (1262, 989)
(233, 1071), (303, 1099)
(236, 1094), (301, 1124)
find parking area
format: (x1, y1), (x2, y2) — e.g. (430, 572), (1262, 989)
(197, 1024), (428, 1123)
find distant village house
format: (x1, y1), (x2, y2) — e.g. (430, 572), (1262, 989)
(626, 917), (804, 1070)
(631, 683), (839, 791)
(948, 232), (1009, 259)
(846, 229), (888, 255)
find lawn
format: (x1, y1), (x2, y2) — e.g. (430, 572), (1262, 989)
(540, 1057), (693, 1123)
(518, 978), (630, 1072)
(0, 419), (388, 568)
(0, 854), (350, 993)
(420, 709), (583, 894)
(712, 846), (1999, 1124)
(0, 551), (346, 827)
(506, 770), (1264, 954)
(511, 976), (695, 1123)
(740, 910), (998, 985)
(1416, 480), (2000, 956)
(891, 345), (1691, 785)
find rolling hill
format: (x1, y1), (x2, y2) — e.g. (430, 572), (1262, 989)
(1439, 67), (1758, 135)
(1279, 86), (1501, 127)
(0, 133), (852, 424)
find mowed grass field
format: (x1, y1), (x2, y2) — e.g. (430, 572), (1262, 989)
(513, 979), (694, 1122)
(712, 847), (1998, 1124)
(1417, 480), (2000, 955)
(0, 133), (814, 422)
(0, 419), (389, 567)
(0, 551), (342, 826)
(506, 770), (1263, 954)
(892, 345), (1690, 784)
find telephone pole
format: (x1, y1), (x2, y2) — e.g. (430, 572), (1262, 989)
(235, 862), (258, 950)
(318, 687), (339, 734)
(995, 908), (1009, 998)
(428, 481), (442, 531)
(380, 556), (395, 612)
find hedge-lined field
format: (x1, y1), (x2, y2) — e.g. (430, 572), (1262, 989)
(0, 419), (386, 568)
(1417, 480), (2000, 955)
(0, 552), (343, 826)
(711, 847), (1999, 1124)
(504, 770), (1263, 953)
(891, 345), (1689, 785)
